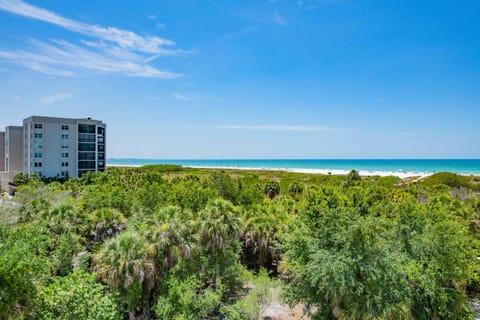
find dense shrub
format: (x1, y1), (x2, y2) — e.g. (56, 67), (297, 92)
(422, 172), (470, 188)
(1, 166), (479, 319)
(38, 271), (120, 320)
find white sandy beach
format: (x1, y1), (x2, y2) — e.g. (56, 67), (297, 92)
(188, 166), (432, 178)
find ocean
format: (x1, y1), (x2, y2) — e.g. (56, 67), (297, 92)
(107, 159), (480, 176)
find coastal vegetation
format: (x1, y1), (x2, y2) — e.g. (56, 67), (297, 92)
(1, 166), (479, 319)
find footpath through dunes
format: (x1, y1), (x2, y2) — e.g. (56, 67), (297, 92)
(259, 286), (308, 320)
(469, 296), (480, 320)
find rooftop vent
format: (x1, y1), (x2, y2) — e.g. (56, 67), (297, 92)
(84, 116), (92, 120)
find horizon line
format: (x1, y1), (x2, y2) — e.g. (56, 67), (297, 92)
(107, 158), (480, 161)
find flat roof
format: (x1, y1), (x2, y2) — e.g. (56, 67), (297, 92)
(23, 115), (105, 125)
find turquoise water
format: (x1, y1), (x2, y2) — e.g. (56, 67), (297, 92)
(107, 159), (480, 175)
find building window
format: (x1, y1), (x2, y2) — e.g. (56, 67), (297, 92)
(61, 171), (69, 177)
(34, 143), (42, 149)
(34, 123), (43, 129)
(78, 161), (96, 170)
(61, 152), (69, 158)
(61, 125), (69, 130)
(97, 127), (105, 135)
(34, 133), (42, 138)
(61, 134), (69, 139)
(79, 152), (95, 160)
(34, 152), (42, 158)
(78, 124), (95, 134)
(78, 143), (95, 151)
(78, 133), (95, 143)
(61, 145), (69, 149)
(61, 162), (69, 167)
(34, 162), (42, 167)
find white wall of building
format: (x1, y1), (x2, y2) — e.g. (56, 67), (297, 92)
(0, 132), (5, 172)
(5, 126), (23, 173)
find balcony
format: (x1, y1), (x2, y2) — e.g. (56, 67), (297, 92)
(78, 124), (95, 134)
(78, 143), (95, 152)
(78, 133), (96, 143)
(79, 152), (95, 161)
(78, 161), (96, 170)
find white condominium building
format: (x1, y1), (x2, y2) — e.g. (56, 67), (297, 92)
(22, 116), (106, 178)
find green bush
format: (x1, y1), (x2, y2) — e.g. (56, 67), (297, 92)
(38, 271), (120, 320)
(2, 166), (479, 320)
(139, 164), (183, 173)
(422, 172), (470, 188)
(153, 276), (224, 320)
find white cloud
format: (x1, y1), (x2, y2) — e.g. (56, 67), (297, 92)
(0, 0), (178, 55)
(40, 92), (72, 105)
(213, 125), (339, 131)
(172, 93), (195, 102)
(271, 13), (287, 26)
(296, 0), (347, 10)
(0, 47), (74, 76)
(221, 11), (298, 40)
(0, 39), (181, 78)
(0, 0), (184, 77)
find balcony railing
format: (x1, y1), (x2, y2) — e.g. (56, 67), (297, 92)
(78, 133), (96, 143)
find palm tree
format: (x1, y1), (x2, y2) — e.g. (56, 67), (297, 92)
(196, 199), (242, 291)
(94, 231), (155, 320)
(243, 206), (275, 269)
(144, 206), (196, 272)
(198, 199), (241, 253)
(44, 204), (88, 236)
(89, 207), (126, 242)
(264, 181), (281, 199)
(288, 181), (304, 198)
(242, 201), (292, 272)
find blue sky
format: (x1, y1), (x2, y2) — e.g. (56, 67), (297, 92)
(0, 0), (479, 159)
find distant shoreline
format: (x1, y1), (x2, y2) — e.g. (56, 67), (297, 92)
(107, 164), (434, 178)
(106, 159), (480, 178)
